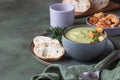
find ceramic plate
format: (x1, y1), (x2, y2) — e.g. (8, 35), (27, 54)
(30, 32), (115, 66)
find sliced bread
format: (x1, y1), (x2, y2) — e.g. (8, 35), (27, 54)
(33, 36), (60, 47)
(33, 36), (52, 47)
(33, 36), (64, 61)
(62, 0), (91, 12)
(90, 0), (110, 10)
(33, 43), (64, 61)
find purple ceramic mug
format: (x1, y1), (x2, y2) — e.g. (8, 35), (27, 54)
(49, 3), (75, 28)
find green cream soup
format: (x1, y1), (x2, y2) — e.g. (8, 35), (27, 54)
(65, 27), (95, 43)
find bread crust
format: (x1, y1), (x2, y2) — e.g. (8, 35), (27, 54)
(37, 55), (64, 61)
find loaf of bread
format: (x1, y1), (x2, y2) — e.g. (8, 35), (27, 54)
(33, 36), (64, 61)
(62, 0), (110, 12)
(90, 0), (110, 10)
(62, 0), (91, 12)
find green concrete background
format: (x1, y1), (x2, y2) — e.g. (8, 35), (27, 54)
(0, 0), (119, 80)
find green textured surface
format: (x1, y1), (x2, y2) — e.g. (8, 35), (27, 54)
(0, 0), (120, 80)
(0, 0), (59, 80)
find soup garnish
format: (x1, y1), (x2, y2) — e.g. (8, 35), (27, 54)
(65, 27), (106, 43)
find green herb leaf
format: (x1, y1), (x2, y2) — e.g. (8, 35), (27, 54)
(47, 27), (66, 43)
(93, 37), (99, 42)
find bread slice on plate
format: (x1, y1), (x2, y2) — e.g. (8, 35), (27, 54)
(33, 36), (52, 47)
(90, 0), (110, 10)
(33, 43), (64, 61)
(33, 36), (60, 47)
(62, 0), (91, 12)
(33, 36), (64, 61)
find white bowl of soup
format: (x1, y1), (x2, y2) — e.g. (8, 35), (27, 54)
(62, 25), (108, 61)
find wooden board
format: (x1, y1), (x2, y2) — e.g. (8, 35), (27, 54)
(75, 1), (120, 18)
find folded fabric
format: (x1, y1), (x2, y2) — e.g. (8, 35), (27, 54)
(32, 50), (120, 80)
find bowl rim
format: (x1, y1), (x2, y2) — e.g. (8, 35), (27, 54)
(86, 14), (120, 30)
(62, 25), (108, 45)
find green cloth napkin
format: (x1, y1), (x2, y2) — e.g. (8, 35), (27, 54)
(31, 36), (120, 80)
(31, 50), (120, 80)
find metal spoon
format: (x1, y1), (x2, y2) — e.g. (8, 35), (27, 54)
(79, 52), (120, 80)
